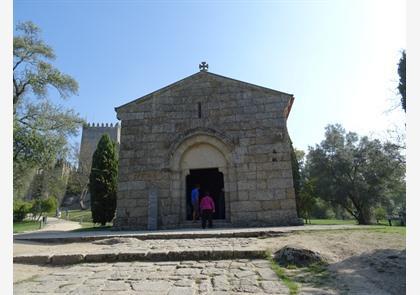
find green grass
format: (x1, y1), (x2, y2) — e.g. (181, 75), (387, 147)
(306, 218), (405, 228)
(296, 225), (406, 238)
(306, 219), (358, 225)
(364, 225), (406, 235)
(62, 209), (93, 223)
(13, 220), (41, 233)
(266, 253), (299, 295)
(265, 251), (334, 293)
(375, 219), (404, 227)
(60, 209), (115, 231)
(303, 262), (331, 287)
(282, 262), (334, 290)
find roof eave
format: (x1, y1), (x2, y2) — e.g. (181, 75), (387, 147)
(285, 95), (295, 119)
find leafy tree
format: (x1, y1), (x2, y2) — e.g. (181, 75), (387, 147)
(13, 21), (78, 107)
(13, 199), (33, 222)
(63, 143), (91, 208)
(397, 50), (406, 112)
(13, 21), (83, 196)
(290, 145), (307, 218)
(29, 172), (45, 199)
(306, 124), (405, 224)
(310, 198), (335, 219)
(373, 207), (387, 224)
(43, 160), (71, 206)
(298, 179), (317, 224)
(30, 196), (57, 221)
(89, 134), (118, 225)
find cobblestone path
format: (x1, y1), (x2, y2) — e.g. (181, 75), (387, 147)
(14, 259), (289, 294)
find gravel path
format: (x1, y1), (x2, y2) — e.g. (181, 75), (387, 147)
(19, 217), (82, 234)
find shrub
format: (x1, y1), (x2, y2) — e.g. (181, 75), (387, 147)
(311, 198), (335, 219)
(13, 199), (32, 222)
(374, 207), (387, 223)
(30, 196), (58, 220)
(41, 196), (58, 213)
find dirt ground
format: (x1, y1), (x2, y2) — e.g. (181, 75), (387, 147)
(262, 229), (406, 294)
(14, 228), (405, 294)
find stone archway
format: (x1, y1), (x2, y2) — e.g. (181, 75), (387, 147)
(168, 132), (235, 225)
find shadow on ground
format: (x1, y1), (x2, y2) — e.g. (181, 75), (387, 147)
(325, 248), (406, 294)
(284, 248), (405, 294)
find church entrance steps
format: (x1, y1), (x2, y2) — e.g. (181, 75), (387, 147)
(179, 219), (233, 229)
(14, 248), (267, 266)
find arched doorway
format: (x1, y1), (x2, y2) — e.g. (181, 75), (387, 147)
(186, 168), (225, 220)
(168, 131), (235, 225)
(180, 142), (227, 221)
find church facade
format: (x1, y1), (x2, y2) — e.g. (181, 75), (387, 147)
(114, 67), (300, 229)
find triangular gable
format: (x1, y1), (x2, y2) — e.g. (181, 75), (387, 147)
(115, 71), (202, 112)
(115, 71), (294, 117)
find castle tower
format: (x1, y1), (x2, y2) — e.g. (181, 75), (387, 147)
(78, 122), (121, 173)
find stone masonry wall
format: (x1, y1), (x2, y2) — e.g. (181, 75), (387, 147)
(114, 71), (299, 229)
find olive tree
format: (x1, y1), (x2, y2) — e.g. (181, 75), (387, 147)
(306, 124), (405, 224)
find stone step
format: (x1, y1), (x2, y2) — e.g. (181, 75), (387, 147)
(179, 219), (233, 228)
(13, 248), (267, 265)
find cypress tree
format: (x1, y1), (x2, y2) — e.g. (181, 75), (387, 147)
(89, 134), (118, 225)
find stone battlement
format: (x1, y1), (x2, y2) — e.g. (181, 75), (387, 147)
(83, 122), (120, 128)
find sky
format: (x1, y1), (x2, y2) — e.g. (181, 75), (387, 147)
(13, 0), (406, 153)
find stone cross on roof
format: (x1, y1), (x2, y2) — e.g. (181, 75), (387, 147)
(199, 61), (209, 72)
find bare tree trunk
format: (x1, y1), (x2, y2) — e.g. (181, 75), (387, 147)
(79, 186), (88, 210)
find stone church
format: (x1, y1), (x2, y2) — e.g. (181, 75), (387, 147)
(114, 64), (300, 230)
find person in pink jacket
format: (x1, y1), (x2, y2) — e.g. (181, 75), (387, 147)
(200, 191), (215, 229)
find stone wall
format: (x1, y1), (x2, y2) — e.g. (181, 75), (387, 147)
(114, 71), (299, 229)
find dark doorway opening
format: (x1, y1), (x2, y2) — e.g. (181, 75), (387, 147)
(186, 168), (225, 220)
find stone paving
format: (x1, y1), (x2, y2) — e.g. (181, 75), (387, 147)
(92, 237), (258, 252)
(14, 238), (263, 255)
(14, 259), (290, 294)
(14, 237), (268, 265)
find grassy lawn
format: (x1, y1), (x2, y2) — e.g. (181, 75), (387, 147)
(307, 218), (404, 227)
(13, 220), (41, 233)
(63, 210), (113, 230)
(365, 225), (406, 235)
(48, 209), (114, 231)
(62, 209), (93, 223)
(306, 219), (358, 225)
